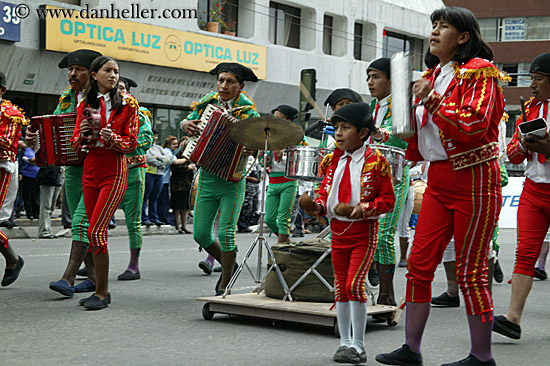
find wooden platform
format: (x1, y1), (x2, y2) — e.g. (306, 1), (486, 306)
(197, 293), (402, 334)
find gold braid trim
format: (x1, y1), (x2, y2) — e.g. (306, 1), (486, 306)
(452, 64), (512, 83)
(321, 153), (333, 171)
(140, 108), (152, 120)
(1, 100), (29, 125)
(123, 93), (138, 108)
(364, 149), (391, 176)
(501, 111), (509, 122)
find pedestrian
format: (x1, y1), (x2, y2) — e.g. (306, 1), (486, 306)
(170, 136), (196, 234)
(37, 165), (62, 239)
(20, 140), (40, 220)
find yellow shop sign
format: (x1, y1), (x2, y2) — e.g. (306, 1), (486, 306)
(40, 6), (267, 79)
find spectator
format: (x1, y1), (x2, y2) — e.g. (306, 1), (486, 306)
(37, 165), (62, 238)
(20, 141), (39, 220)
(157, 135), (182, 225)
(237, 163), (261, 233)
(170, 137), (196, 233)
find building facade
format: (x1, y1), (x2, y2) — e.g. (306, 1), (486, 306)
(0, 0), (443, 140)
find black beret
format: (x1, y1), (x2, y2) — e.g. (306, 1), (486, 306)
(119, 76), (138, 92)
(367, 57), (391, 78)
(324, 88), (363, 106)
(530, 53), (550, 76)
(58, 49), (102, 69)
(209, 62), (258, 82)
(0, 72), (5, 87)
(331, 102), (376, 133)
(271, 105), (299, 121)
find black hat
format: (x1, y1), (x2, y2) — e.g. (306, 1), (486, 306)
(58, 49), (102, 69)
(0, 72), (6, 88)
(324, 88), (363, 106)
(367, 57), (391, 78)
(119, 76), (138, 92)
(209, 62), (258, 83)
(271, 105), (299, 121)
(530, 53), (550, 76)
(331, 102), (376, 133)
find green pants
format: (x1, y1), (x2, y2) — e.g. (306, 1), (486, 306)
(265, 180), (298, 236)
(65, 165), (89, 243)
(193, 170), (246, 252)
(119, 167), (146, 249)
(374, 166), (410, 265)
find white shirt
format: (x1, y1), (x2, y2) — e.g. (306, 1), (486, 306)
(415, 63), (454, 161)
(326, 143), (366, 221)
(524, 100), (550, 183)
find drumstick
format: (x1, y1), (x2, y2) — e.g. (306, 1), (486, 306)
(299, 81), (326, 120)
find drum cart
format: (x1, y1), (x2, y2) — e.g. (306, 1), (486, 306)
(197, 228), (405, 335)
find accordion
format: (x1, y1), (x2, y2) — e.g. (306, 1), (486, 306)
(183, 104), (250, 182)
(31, 113), (86, 167)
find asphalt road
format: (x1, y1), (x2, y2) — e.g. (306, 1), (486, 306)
(1, 228), (548, 366)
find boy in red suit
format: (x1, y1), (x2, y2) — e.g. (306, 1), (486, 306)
(0, 72), (26, 287)
(302, 102), (395, 364)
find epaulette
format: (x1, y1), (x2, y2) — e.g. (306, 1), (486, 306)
(321, 153), (333, 171)
(501, 111), (509, 123)
(364, 148), (391, 176)
(452, 58), (511, 83)
(139, 107), (152, 120)
(122, 93), (138, 108)
(1, 100), (29, 125)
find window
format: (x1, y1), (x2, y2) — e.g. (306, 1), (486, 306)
(383, 31), (424, 70)
(153, 108), (190, 143)
(478, 18), (499, 42)
(323, 15), (333, 55)
(198, 0), (239, 34)
(499, 63), (531, 87)
(269, 2), (301, 49)
(501, 64), (518, 87)
(354, 23), (363, 60)
(353, 22), (376, 61)
(526, 16), (550, 40)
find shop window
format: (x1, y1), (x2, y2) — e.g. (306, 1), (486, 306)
(383, 31), (423, 70)
(269, 2), (301, 49)
(479, 18), (499, 42)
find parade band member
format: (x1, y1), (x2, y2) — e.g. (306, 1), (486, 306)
(367, 57), (409, 308)
(71, 56), (139, 309)
(0, 72), (26, 287)
(376, 7), (507, 366)
(494, 52), (550, 340)
(180, 62), (259, 295)
(26, 49), (102, 297)
(115, 77), (154, 280)
(303, 103), (395, 364)
(265, 105), (301, 243)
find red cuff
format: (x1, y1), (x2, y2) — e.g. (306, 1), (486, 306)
(423, 90), (445, 115)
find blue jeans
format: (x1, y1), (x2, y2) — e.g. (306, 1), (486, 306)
(142, 173), (163, 222)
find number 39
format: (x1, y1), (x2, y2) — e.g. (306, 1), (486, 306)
(3, 5), (20, 25)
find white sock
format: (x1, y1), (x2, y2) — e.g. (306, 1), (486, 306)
(336, 301), (352, 347)
(350, 300), (367, 353)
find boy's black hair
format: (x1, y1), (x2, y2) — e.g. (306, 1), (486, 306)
(331, 103), (376, 139)
(424, 7), (493, 69)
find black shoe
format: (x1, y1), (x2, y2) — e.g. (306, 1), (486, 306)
(154, 221), (165, 227)
(368, 266), (379, 287)
(214, 263), (238, 294)
(79, 292), (111, 306)
(213, 266), (222, 273)
(493, 260), (504, 283)
(334, 347), (366, 364)
(76, 267), (88, 277)
(198, 261), (213, 275)
(0, 220), (16, 229)
(492, 315), (521, 339)
(431, 292), (460, 307)
(142, 220), (153, 227)
(108, 223), (116, 229)
(83, 294), (110, 310)
(375, 344), (423, 366)
(215, 290), (225, 296)
(117, 270), (140, 281)
(441, 354), (496, 366)
(534, 267), (547, 280)
(333, 346), (349, 362)
(1, 256), (24, 287)
(291, 231), (304, 238)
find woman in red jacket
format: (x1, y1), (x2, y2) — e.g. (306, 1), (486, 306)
(376, 7), (508, 366)
(71, 56), (139, 310)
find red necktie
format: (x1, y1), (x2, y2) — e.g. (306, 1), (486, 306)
(538, 101), (549, 164)
(421, 66), (442, 129)
(99, 96), (107, 127)
(338, 156), (352, 204)
(374, 103), (380, 122)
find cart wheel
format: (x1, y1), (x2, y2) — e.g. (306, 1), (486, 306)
(202, 303), (214, 320)
(387, 317), (397, 327)
(333, 319), (340, 338)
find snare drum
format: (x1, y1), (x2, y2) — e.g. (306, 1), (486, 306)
(370, 144), (406, 183)
(285, 146), (331, 182)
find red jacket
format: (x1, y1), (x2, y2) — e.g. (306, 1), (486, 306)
(406, 58), (508, 170)
(71, 93), (139, 154)
(315, 146), (396, 218)
(0, 99), (27, 162)
(507, 97), (548, 164)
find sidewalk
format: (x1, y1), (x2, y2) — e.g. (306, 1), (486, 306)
(4, 207), (180, 239)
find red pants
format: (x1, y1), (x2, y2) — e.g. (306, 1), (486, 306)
(514, 178), (550, 276)
(331, 219), (378, 303)
(0, 168), (11, 248)
(82, 149), (128, 250)
(406, 160), (501, 315)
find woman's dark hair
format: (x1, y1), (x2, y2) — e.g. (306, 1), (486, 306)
(83, 56), (122, 115)
(424, 7), (493, 68)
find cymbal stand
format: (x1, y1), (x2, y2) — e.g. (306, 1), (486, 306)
(223, 127), (292, 300)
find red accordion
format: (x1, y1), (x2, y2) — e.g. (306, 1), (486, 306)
(183, 104), (249, 182)
(31, 113), (86, 167)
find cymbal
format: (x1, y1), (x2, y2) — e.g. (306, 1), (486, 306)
(230, 116), (304, 150)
